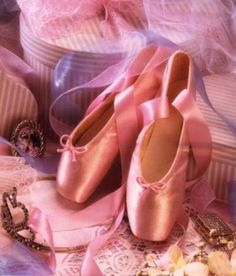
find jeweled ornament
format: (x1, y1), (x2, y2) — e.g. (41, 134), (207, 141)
(10, 120), (45, 157)
(1, 187), (50, 251)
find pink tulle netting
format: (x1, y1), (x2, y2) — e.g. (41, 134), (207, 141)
(0, 156), (36, 203)
(16, 0), (146, 40)
(143, 0), (236, 75)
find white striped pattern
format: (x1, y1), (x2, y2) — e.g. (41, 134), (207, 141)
(147, 0), (227, 44)
(0, 70), (38, 138)
(20, 16), (76, 131)
(195, 73), (236, 201)
(194, 74), (236, 201)
(22, 50), (53, 132)
(187, 142), (236, 202)
(198, 74), (236, 147)
(49, 14), (145, 53)
(208, 143), (236, 201)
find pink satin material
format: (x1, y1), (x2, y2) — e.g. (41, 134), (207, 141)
(127, 114), (189, 241)
(86, 46), (174, 115)
(29, 208), (55, 271)
(127, 51), (214, 242)
(57, 110), (119, 203)
(57, 135), (88, 162)
(174, 91), (215, 212)
(139, 96), (170, 125)
(173, 90), (212, 179)
(56, 46), (172, 204)
(127, 88), (214, 241)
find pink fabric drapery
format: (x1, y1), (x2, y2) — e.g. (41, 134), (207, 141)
(16, 0), (146, 39)
(143, 0), (236, 75)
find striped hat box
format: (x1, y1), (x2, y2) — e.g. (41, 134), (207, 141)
(0, 48), (38, 138)
(198, 74), (236, 201)
(20, 16), (69, 133)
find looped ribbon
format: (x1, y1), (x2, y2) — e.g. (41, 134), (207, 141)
(136, 176), (166, 194)
(139, 95), (170, 126)
(171, 88), (215, 240)
(57, 134), (87, 162)
(173, 89), (215, 209)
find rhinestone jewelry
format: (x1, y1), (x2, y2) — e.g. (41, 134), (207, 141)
(1, 187), (50, 251)
(10, 120), (45, 158)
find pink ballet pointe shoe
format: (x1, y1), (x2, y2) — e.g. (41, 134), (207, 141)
(127, 51), (212, 241)
(56, 46), (172, 203)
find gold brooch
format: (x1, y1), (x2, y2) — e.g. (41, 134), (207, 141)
(10, 120), (45, 157)
(1, 187), (50, 251)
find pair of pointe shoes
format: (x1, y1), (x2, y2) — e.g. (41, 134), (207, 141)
(57, 48), (209, 241)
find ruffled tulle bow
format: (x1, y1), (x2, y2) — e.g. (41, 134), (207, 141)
(17, 0), (146, 39)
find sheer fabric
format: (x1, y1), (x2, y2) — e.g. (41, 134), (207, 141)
(144, 0), (236, 75)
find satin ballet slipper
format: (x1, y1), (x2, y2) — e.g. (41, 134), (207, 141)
(56, 46), (168, 203)
(127, 51), (196, 241)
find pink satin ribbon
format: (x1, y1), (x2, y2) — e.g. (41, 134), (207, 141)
(57, 135), (88, 161)
(139, 96), (170, 125)
(173, 90), (215, 210)
(137, 176), (167, 194)
(29, 208), (56, 271)
(173, 89), (212, 179)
